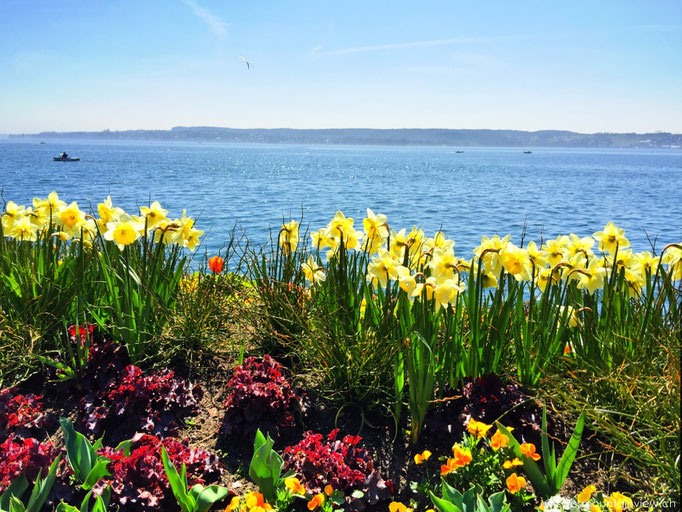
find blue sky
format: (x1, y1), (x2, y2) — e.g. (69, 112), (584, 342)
(1, 0), (681, 133)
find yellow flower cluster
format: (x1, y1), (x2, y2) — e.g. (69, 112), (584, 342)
(298, 210), (680, 308)
(1, 192), (203, 251)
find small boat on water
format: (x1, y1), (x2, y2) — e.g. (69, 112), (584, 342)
(455, 150), (464, 153)
(53, 152), (80, 162)
(523, 150), (532, 154)
(40, 141), (46, 144)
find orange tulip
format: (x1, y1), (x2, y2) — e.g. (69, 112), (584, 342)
(208, 255), (224, 273)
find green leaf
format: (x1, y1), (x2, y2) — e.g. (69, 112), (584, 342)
(555, 412), (585, 489)
(192, 485), (229, 512)
(8, 496), (26, 512)
(248, 430), (283, 504)
(439, 479), (463, 508)
(0, 475), (28, 511)
(26, 455), (61, 512)
(60, 417), (95, 484)
(161, 446), (195, 512)
(429, 492), (462, 512)
(55, 504), (80, 512)
(82, 458), (111, 491)
(487, 491), (510, 512)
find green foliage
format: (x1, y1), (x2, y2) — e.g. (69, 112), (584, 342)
(160, 447), (229, 512)
(0, 456), (60, 512)
(430, 481), (510, 512)
(55, 486), (112, 512)
(497, 407), (585, 498)
(59, 417), (111, 491)
(96, 232), (186, 363)
(248, 429), (291, 504)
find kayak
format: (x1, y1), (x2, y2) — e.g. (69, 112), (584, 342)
(53, 156), (80, 161)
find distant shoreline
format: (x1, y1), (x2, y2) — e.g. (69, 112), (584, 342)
(7, 126), (682, 149)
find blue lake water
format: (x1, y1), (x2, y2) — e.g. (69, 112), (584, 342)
(1, 139), (681, 258)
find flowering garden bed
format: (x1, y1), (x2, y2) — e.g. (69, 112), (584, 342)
(0, 193), (680, 511)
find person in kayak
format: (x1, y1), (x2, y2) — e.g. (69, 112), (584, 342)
(60, 152), (68, 158)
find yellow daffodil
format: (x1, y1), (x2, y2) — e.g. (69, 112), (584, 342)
(412, 276), (437, 301)
(389, 228), (409, 261)
(662, 245), (682, 280)
(328, 210), (355, 241)
(1, 201), (25, 229)
(594, 222), (630, 255)
(433, 279), (465, 312)
(103, 213), (145, 250)
(559, 305), (580, 328)
(280, 220), (300, 254)
(500, 243), (532, 281)
(7, 215), (38, 241)
(367, 250), (409, 288)
(302, 255), (326, 284)
(363, 208), (388, 242)
(97, 195), (124, 229)
(140, 200), (169, 230)
(543, 236), (569, 267)
(632, 251), (659, 276)
(473, 234), (510, 278)
(429, 247), (459, 282)
(57, 201), (87, 236)
(154, 219), (180, 244)
(311, 227), (332, 249)
(536, 267), (560, 293)
(399, 273), (417, 295)
(576, 258), (607, 294)
(568, 233), (595, 259)
(33, 191), (66, 217)
(526, 240), (549, 269)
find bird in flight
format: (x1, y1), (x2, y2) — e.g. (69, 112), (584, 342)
(239, 56), (250, 69)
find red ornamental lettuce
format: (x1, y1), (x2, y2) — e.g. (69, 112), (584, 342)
(0, 388), (47, 440)
(94, 433), (224, 512)
(282, 429), (392, 508)
(81, 365), (202, 442)
(0, 435), (57, 492)
(221, 355), (307, 439)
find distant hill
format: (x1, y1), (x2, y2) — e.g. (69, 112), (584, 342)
(8, 127), (682, 148)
